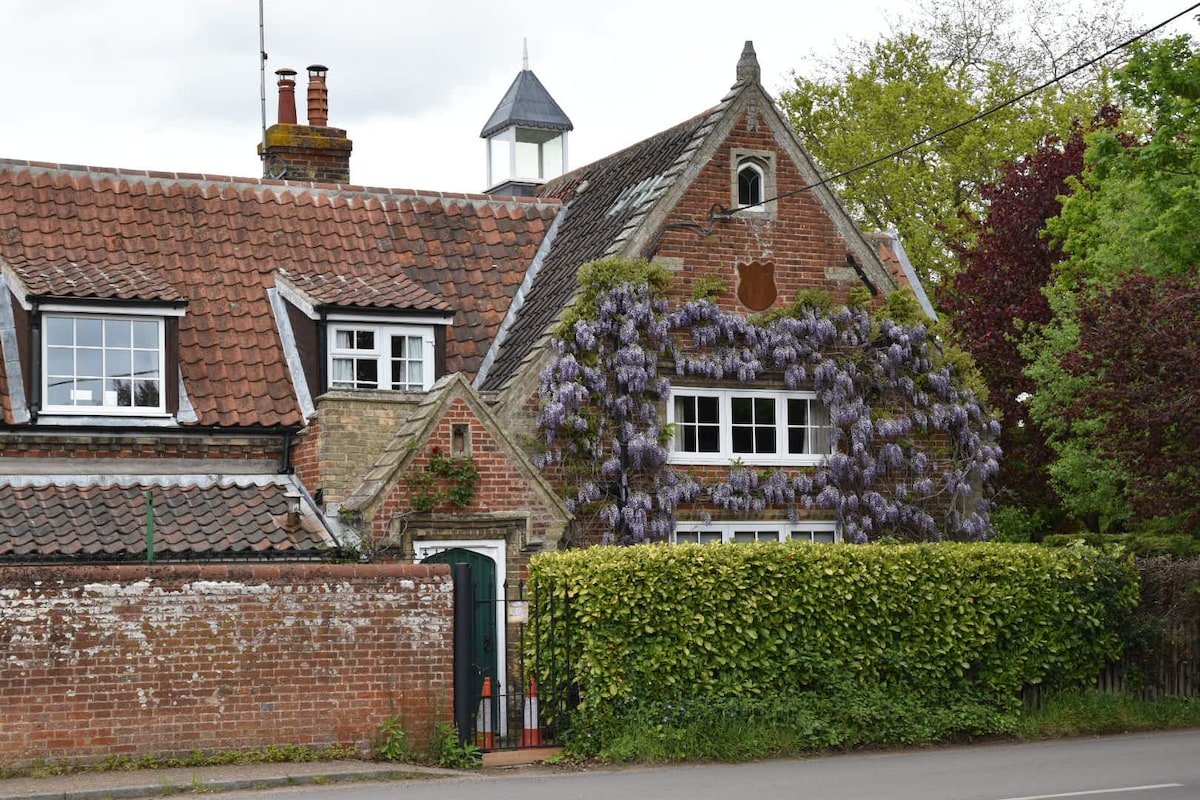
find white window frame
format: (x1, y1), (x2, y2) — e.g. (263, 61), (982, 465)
(672, 520), (840, 545)
(41, 311), (168, 417)
(667, 387), (832, 467)
(327, 323), (435, 391)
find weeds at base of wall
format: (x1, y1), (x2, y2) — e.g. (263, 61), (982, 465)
(0, 743), (362, 780)
(429, 723), (481, 769)
(372, 716), (410, 763)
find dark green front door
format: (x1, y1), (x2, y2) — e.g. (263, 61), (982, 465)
(421, 548), (499, 706)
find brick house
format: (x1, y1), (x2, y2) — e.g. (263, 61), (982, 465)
(0, 42), (932, 684)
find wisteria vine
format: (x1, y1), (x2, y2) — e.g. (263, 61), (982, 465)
(537, 274), (1001, 545)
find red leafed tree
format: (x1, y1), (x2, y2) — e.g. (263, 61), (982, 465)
(941, 115), (1113, 509)
(1064, 271), (1200, 530)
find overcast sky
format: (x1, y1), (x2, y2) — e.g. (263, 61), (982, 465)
(2, 1), (1196, 195)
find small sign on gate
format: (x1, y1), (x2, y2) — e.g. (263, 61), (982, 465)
(507, 600), (529, 624)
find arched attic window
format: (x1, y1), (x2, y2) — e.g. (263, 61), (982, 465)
(737, 160), (765, 209)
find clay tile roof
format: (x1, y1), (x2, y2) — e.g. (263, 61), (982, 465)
(277, 267), (451, 313)
(0, 159), (561, 425)
(478, 108), (722, 391)
(0, 478), (336, 562)
(5, 253), (183, 303)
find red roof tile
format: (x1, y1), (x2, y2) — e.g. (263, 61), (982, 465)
(0, 479), (335, 561)
(0, 160), (561, 426)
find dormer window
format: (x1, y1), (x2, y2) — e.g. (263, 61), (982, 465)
(328, 323), (434, 391)
(738, 161), (764, 208)
(732, 150), (776, 215)
(44, 315), (164, 413)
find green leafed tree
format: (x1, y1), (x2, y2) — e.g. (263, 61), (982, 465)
(779, 0), (1137, 285)
(1025, 34), (1200, 533)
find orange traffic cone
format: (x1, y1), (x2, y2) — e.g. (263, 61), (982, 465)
(475, 677), (496, 750)
(521, 678), (542, 747)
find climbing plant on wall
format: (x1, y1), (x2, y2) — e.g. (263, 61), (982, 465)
(537, 258), (1001, 545)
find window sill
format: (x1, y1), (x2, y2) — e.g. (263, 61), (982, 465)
(668, 453), (828, 468)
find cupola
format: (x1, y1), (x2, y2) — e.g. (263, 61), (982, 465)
(480, 45), (572, 196)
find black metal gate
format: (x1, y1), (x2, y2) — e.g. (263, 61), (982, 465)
(452, 564), (575, 751)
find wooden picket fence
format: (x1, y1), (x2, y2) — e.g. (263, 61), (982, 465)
(1024, 620), (1200, 708)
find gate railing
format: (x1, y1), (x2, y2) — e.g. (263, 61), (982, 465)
(453, 567), (577, 751)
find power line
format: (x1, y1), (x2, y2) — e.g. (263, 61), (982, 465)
(729, 2), (1200, 215)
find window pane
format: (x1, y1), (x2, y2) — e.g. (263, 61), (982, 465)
(76, 348), (103, 377)
(813, 531), (836, 544)
(46, 377), (73, 406)
(755, 427), (776, 453)
(104, 319), (131, 347)
(675, 531), (700, 544)
(46, 317), (74, 346)
(77, 318), (102, 343)
(675, 396), (696, 424)
(74, 378), (102, 406)
(698, 425), (720, 452)
(354, 359), (378, 387)
(331, 357), (353, 386)
(46, 347), (74, 376)
(105, 349), (130, 377)
(698, 530), (722, 544)
(407, 361), (423, 386)
(697, 396), (719, 423)
(731, 426), (753, 453)
(131, 320), (157, 348)
(355, 331), (374, 349)
(335, 330), (355, 349)
(133, 350), (159, 380)
(109, 378), (132, 407)
(755, 398), (775, 424)
(134, 380), (160, 408)
(731, 396), (753, 424)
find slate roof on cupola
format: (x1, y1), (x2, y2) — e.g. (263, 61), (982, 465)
(480, 70), (574, 138)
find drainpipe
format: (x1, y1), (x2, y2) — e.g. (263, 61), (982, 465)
(280, 431), (294, 475)
(317, 308), (328, 393)
(29, 299), (40, 422)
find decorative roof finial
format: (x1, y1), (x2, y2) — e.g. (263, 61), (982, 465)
(523, 38), (529, 71)
(736, 40), (760, 84)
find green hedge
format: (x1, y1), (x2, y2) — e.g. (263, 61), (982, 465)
(529, 542), (1137, 715)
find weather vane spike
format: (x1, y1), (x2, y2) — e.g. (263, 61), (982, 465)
(523, 38), (529, 70)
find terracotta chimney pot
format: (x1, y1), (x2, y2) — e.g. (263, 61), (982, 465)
(276, 68), (298, 125)
(307, 64), (329, 127)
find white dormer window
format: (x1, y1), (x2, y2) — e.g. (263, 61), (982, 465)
(328, 323), (434, 391)
(738, 161), (764, 209)
(43, 314), (165, 414)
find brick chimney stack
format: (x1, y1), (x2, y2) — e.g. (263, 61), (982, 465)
(259, 63), (353, 184)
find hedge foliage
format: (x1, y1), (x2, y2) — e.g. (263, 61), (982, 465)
(528, 543), (1137, 718)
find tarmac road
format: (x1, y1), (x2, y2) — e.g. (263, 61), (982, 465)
(211, 729), (1200, 800)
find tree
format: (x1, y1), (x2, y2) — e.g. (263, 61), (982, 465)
(780, 0), (1136, 284)
(1064, 271), (1200, 531)
(537, 259), (1001, 545)
(940, 111), (1118, 512)
(1024, 35), (1200, 531)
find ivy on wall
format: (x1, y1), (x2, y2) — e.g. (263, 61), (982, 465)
(404, 449), (480, 513)
(537, 258), (1001, 544)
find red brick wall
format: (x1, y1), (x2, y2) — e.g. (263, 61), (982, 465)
(657, 110), (880, 312)
(0, 563), (453, 768)
(370, 397), (562, 582)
